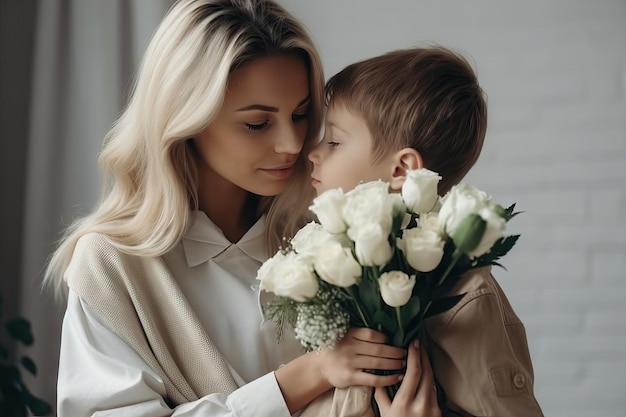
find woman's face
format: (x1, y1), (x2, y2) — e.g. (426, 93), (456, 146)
(193, 54), (310, 198)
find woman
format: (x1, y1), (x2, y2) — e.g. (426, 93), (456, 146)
(45, 1), (440, 416)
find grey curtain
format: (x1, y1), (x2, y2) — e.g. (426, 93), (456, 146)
(1, 0), (173, 410)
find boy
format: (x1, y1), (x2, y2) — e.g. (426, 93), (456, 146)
(307, 46), (544, 417)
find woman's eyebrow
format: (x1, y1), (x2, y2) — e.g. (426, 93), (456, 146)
(237, 96), (310, 112)
(237, 104), (278, 112)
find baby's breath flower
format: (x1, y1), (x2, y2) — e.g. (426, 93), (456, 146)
(294, 287), (349, 350)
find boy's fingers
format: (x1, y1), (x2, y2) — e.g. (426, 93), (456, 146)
(416, 344), (438, 402)
(374, 386), (391, 412)
(394, 340), (421, 401)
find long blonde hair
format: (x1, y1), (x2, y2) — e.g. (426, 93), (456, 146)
(44, 0), (324, 298)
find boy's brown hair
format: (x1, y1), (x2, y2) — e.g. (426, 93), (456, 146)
(325, 46), (487, 194)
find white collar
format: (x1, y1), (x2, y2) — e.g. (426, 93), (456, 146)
(181, 211), (268, 267)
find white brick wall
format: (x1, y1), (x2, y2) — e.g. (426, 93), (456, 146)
(282, 0), (626, 415)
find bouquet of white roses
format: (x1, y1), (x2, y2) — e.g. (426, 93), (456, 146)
(256, 167), (520, 367)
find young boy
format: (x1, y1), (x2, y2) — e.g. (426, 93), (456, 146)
(307, 46), (544, 417)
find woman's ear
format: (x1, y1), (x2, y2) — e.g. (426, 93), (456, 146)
(389, 148), (424, 191)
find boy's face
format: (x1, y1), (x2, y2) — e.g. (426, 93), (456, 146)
(308, 103), (393, 195)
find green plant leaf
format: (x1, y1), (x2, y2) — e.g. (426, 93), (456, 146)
(503, 203), (523, 221)
(263, 297), (297, 343)
(23, 389), (53, 416)
(472, 234), (520, 269)
(6, 318), (34, 346)
(400, 296), (421, 328)
(373, 309), (396, 333)
(20, 356), (37, 376)
(358, 270), (380, 322)
(423, 293), (466, 319)
(0, 363), (22, 387)
(1, 385), (28, 417)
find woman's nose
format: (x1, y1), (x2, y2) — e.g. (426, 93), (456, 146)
(275, 122), (305, 155)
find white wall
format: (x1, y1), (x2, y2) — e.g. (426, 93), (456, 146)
(279, 1), (626, 416)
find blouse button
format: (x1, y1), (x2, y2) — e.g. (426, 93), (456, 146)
(513, 373), (526, 389)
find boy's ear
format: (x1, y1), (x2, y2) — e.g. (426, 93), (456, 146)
(389, 148), (423, 191)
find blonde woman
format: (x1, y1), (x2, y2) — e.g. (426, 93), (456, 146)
(44, 1), (442, 416)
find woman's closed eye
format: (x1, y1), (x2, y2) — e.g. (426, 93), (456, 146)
(292, 112), (308, 123)
(245, 120), (270, 131)
(327, 140), (340, 148)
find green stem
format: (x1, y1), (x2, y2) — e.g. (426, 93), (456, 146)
(422, 249), (463, 318)
(395, 306), (402, 334)
(437, 249), (462, 286)
(347, 286), (370, 328)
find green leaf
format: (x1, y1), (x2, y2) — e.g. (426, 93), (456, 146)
(1, 385), (28, 416)
(20, 356), (37, 376)
(358, 269), (380, 321)
(23, 390), (53, 416)
(263, 297), (297, 343)
(0, 363), (22, 387)
(6, 318), (34, 346)
(402, 322), (424, 348)
(400, 296), (421, 328)
(423, 293), (466, 319)
(503, 203), (523, 221)
(472, 234), (520, 269)
(391, 327), (404, 347)
(373, 309), (397, 334)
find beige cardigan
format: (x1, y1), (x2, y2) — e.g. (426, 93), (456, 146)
(67, 233), (543, 416)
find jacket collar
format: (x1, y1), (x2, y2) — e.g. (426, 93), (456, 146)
(181, 211), (268, 267)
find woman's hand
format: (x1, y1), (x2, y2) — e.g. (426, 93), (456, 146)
(316, 327), (406, 389)
(374, 340), (441, 417)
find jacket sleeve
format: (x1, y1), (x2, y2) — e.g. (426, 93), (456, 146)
(425, 268), (544, 417)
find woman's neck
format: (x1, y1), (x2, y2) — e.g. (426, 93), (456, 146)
(198, 184), (259, 243)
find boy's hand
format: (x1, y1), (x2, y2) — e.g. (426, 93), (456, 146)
(374, 340), (441, 417)
(316, 327), (406, 389)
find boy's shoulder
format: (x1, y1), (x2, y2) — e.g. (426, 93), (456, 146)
(426, 266), (524, 333)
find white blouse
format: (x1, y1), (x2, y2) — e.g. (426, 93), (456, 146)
(57, 211), (303, 416)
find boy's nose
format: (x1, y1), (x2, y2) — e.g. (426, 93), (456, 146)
(308, 145), (320, 164)
(307, 142), (322, 164)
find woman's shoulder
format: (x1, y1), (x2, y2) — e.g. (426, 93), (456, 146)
(67, 232), (160, 289)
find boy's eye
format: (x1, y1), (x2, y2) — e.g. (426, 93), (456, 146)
(246, 120), (269, 131)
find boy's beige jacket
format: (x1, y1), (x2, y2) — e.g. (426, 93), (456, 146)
(68, 233), (543, 416)
(300, 266), (545, 417)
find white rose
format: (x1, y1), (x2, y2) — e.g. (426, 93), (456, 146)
(402, 169), (442, 213)
(314, 241), (362, 287)
(466, 206), (506, 258)
(309, 188), (347, 233)
(378, 271), (416, 307)
(257, 252), (318, 301)
(397, 228), (445, 272)
(417, 212), (441, 233)
(348, 222), (394, 267)
(343, 180), (395, 236)
(256, 251), (283, 286)
(439, 184), (508, 258)
(290, 221), (334, 259)
(438, 183), (491, 236)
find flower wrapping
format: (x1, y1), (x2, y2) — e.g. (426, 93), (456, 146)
(257, 167), (520, 372)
